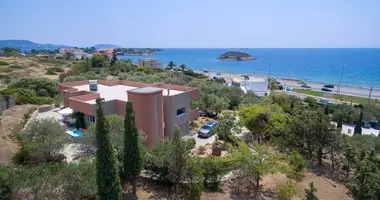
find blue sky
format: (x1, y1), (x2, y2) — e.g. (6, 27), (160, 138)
(1, 0), (379, 48)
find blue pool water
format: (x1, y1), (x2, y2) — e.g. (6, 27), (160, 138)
(119, 48), (380, 87)
(71, 129), (84, 136)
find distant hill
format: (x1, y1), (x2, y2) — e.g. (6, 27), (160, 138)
(0, 40), (71, 52)
(92, 44), (120, 49)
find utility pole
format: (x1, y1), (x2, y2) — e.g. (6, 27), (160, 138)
(368, 86), (373, 104)
(337, 64), (346, 94)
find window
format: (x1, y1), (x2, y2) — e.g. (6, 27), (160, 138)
(88, 115), (96, 123)
(176, 107), (186, 117)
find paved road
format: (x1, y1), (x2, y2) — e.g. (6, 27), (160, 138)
(195, 70), (380, 100)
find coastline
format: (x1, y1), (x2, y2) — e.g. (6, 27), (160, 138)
(193, 69), (380, 99)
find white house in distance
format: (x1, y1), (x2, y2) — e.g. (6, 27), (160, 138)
(231, 77), (269, 96)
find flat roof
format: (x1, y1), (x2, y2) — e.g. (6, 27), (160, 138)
(132, 86), (162, 93)
(73, 83), (184, 104)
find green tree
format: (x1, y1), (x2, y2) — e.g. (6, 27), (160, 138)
(268, 79), (277, 92)
(110, 50), (118, 66)
(286, 150), (307, 180)
(92, 55), (110, 68)
(237, 141), (279, 190)
(169, 127), (187, 200)
(94, 98), (122, 200)
(354, 108), (363, 135)
(213, 111), (237, 141)
(239, 104), (287, 140)
(64, 52), (74, 60)
(304, 182), (318, 200)
(167, 60), (176, 69)
(17, 118), (68, 164)
(343, 137), (358, 178)
(186, 160), (204, 200)
(72, 111), (86, 129)
(354, 157), (380, 200)
(123, 102), (142, 195)
(180, 64), (186, 71)
(241, 91), (260, 106)
(337, 114), (343, 129)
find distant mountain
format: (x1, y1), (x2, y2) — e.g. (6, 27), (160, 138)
(92, 44), (120, 49)
(0, 40), (71, 52)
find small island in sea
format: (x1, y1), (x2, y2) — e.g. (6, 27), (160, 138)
(217, 51), (256, 61)
(115, 48), (163, 56)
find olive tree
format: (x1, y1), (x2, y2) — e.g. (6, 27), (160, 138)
(18, 118), (68, 163)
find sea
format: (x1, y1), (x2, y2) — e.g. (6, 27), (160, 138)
(118, 48), (380, 88)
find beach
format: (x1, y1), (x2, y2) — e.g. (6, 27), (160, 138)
(195, 69), (380, 100)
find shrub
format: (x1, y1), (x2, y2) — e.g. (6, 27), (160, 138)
(1, 88), (54, 105)
(45, 69), (57, 75)
(8, 65), (25, 70)
(0, 61), (9, 66)
(276, 180), (300, 200)
(37, 58), (66, 65)
(8, 77), (58, 97)
(47, 67), (64, 73)
(0, 68), (13, 72)
(17, 118), (68, 164)
(185, 138), (196, 151)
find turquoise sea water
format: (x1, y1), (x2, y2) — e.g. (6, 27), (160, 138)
(119, 48), (380, 88)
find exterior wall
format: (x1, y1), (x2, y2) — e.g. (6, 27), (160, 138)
(128, 91), (164, 149)
(241, 81), (269, 96)
(163, 92), (191, 137)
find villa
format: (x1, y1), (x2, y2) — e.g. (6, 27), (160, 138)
(58, 80), (200, 148)
(231, 77), (269, 96)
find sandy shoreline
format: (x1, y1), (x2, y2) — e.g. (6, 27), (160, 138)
(193, 69), (380, 99)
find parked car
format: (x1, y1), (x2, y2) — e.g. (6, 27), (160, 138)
(324, 84), (334, 88)
(321, 88), (332, 92)
(319, 99), (330, 104)
(362, 121), (371, 129)
(199, 110), (217, 118)
(301, 84), (311, 88)
(369, 121), (380, 129)
(198, 121), (218, 138)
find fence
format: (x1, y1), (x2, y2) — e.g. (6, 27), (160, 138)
(0, 94), (16, 113)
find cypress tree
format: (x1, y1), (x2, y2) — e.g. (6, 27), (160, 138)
(95, 98), (122, 200)
(354, 108), (363, 135)
(305, 182), (318, 200)
(337, 115), (343, 130)
(324, 104), (329, 116)
(123, 101), (142, 195)
(169, 127), (187, 200)
(110, 50), (118, 66)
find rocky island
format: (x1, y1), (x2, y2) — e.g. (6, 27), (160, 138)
(217, 51), (256, 61)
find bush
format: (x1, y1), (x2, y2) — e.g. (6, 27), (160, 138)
(47, 67), (64, 73)
(1, 88), (54, 105)
(185, 138), (196, 151)
(17, 118), (68, 164)
(8, 77), (58, 97)
(45, 69), (57, 75)
(0, 68), (13, 73)
(276, 180), (300, 200)
(8, 65), (25, 70)
(0, 61), (10, 66)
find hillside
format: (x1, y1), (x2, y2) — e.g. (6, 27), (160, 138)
(92, 44), (120, 49)
(0, 40), (71, 52)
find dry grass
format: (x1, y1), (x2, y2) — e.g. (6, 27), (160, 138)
(0, 56), (70, 86)
(0, 104), (37, 163)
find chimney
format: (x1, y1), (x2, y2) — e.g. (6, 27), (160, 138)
(89, 80), (98, 92)
(167, 88), (170, 96)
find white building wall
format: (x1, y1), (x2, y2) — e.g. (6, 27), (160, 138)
(241, 80), (269, 96)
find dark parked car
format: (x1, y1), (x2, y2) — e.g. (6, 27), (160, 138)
(199, 110), (217, 118)
(369, 122), (380, 129)
(301, 84), (311, 88)
(321, 88), (332, 92)
(324, 84), (334, 88)
(362, 121), (371, 129)
(319, 99), (331, 104)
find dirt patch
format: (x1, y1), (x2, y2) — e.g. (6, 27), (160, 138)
(0, 57), (69, 85)
(0, 104), (36, 163)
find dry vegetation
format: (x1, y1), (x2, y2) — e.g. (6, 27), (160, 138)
(0, 105), (36, 163)
(0, 56), (70, 88)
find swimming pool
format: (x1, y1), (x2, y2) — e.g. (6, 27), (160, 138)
(70, 129), (84, 136)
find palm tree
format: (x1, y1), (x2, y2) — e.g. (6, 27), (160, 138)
(268, 79), (276, 92)
(180, 64), (186, 71)
(167, 60), (176, 70)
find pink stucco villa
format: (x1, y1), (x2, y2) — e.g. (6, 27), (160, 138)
(58, 80), (199, 148)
